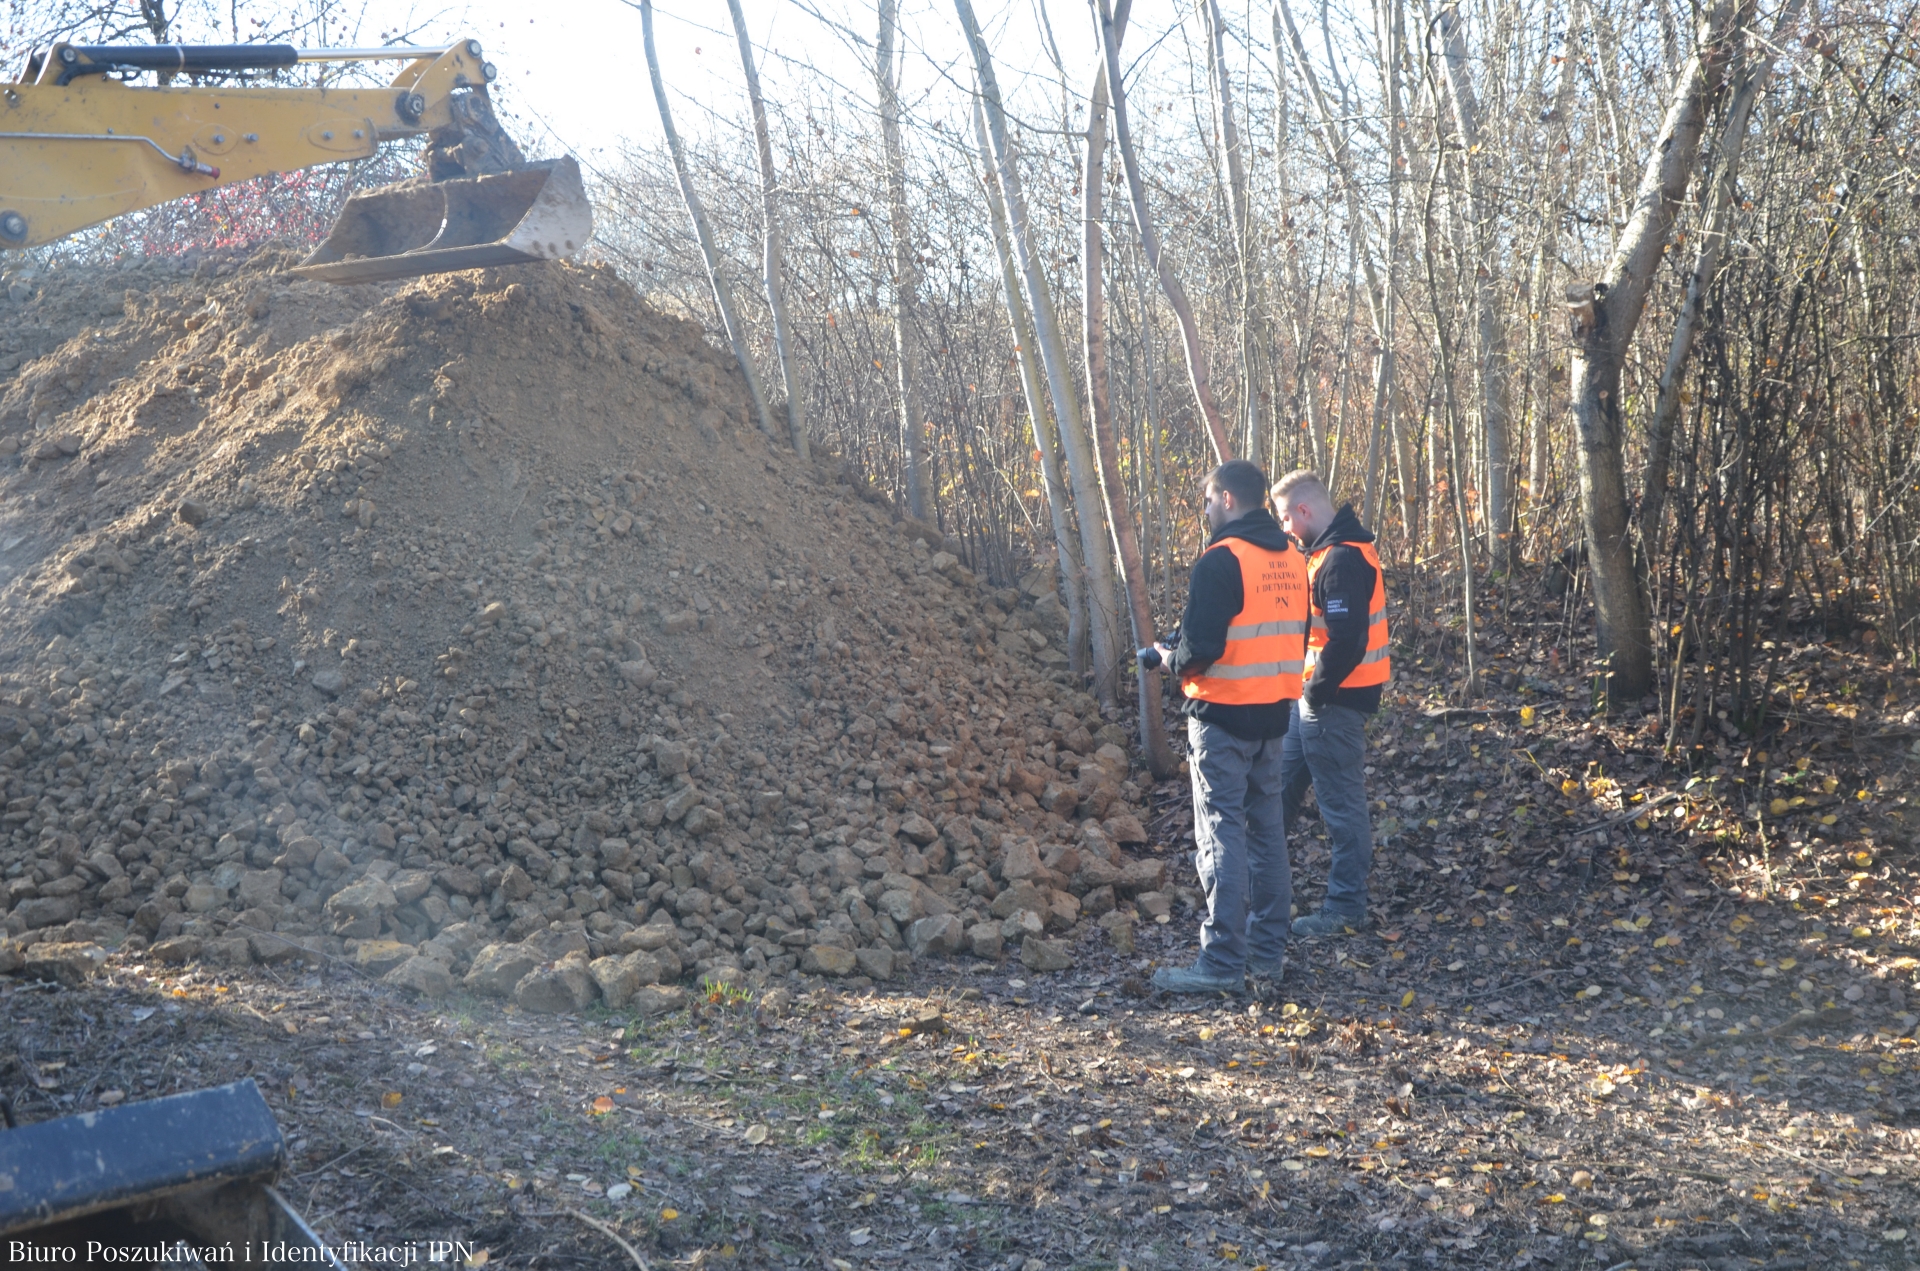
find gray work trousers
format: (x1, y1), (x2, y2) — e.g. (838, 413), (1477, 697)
(1279, 698), (1374, 919)
(1186, 716), (1291, 977)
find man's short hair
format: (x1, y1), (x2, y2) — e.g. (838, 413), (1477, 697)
(1206, 459), (1268, 509)
(1271, 469), (1330, 507)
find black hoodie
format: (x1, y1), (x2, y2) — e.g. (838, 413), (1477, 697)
(1168, 508), (1297, 741)
(1301, 503), (1384, 715)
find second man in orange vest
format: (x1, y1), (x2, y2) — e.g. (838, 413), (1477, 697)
(1270, 470), (1391, 937)
(1150, 460), (1309, 994)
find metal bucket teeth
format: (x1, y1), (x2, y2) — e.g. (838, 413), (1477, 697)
(291, 155), (591, 285)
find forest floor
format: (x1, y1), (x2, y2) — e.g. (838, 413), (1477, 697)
(4, 593), (1917, 1271)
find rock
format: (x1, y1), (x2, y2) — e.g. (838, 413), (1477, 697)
(248, 930), (308, 964)
(619, 924), (676, 954)
(967, 922), (1004, 960)
(990, 881), (1048, 920)
(1019, 936), (1074, 973)
(590, 953), (641, 1008)
(802, 944), (857, 977)
(898, 812), (939, 845)
(176, 498), (210, 526)
(1117, 858), (1168, 896)
(310, 669), (347, 696)
(1080, 885), (1116, 920)
(1098, 910), (1135, 954)
(352, 939), (414, 975)
(149, 935), (203, 964)
(876, 889), (917, 925)
(756, 986), (793, 1019)
(436, 865), (485, 898)
(513, 950), (597, 1013)
(619, 949), (666, 988)
(383, 955), (454, 997)
(853, 946), (895, 981)
(389, 870), (433, 905)
(1001, 908), (1045, 941)
(324, 876), (396, 937)
(12, 895), (80, 930)
(632, 985), (689, 1018)
(1134, 890), (1172, 920)
(907, 912), (964, 957)
(206, 936), (253, 967)
(236, 869), (285, 910)
(1001, 839), (1044, 882)
(464, 942), (540, 996)
(184, 882), (226, 913)
(497, 863), (535, 901)
(1102, 813), (1148, 847)
(1093, 743), (1130, 781)
(24, 942), (107, 987)
(0, 938), (18, 975)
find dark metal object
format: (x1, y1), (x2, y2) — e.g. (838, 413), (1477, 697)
(62, 44), (301, 73)
(0, 1080), (343, 1268)
(0, 1080), (282, 1234)
(1137, 627), (1181, 671)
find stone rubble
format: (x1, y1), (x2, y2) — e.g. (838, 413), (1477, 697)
(0, 250), (1168, 1007)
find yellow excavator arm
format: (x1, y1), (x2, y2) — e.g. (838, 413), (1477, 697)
(1, 39), (590, 283)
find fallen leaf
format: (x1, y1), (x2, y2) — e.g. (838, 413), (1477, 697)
(97, 1090), (125, 1106)
(382, 1091), (402, 1109)
(591, 1096), (615, 1115)
(660, 1208), (679, 1221)
(744, 1123), (770, 1145)
(1401, 990), (1416, 1007)
(1280, 1159), (1305, 1172)
(849, 1228), (873, 1246)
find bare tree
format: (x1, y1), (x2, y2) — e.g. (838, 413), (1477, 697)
(1566, 0), (1745, 706)
(974, 100), (1092, 680)
(1083, 0), (1177, 777)
(958, 0), (1128, 706)
(639, 0), (777, 441)
(726, 0), (807, 457)
(1097, 0), (1235, 464)
(876, 0), (928, 518)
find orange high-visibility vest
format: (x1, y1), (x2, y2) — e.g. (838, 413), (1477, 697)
(1181, 537), (1308, 705)
(1306, 539), (1391, 687)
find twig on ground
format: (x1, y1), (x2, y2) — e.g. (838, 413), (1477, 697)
(568, 1207), (653, 1271)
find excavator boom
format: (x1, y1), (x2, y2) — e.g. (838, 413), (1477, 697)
(0, 39), (590, 283)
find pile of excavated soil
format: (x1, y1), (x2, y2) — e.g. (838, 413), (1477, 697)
(0, 250), (1166, 1008)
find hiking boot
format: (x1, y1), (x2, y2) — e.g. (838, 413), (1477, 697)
(1291, 910), (1365, 938)
(1246, 956), (1285, 980)
(1151, 962), (1245, 995)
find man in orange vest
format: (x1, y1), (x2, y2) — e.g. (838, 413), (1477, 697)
(1270, 470), (1390, 937)
(1149, 460), (1308, 994)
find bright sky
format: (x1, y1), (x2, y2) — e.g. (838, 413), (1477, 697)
(434, 0), (1209, 167)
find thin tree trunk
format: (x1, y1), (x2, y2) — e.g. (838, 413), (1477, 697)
(641, 0), (777, 440)
(1422, 143), (1478, 700)
(972, 110), (1090, 678)
(1642, 0), (1800, 548)
(1084, 3), (1176, 778)
(962, 57), (1126, 703)
(1436, 2), (1513, 573)
(1526, 0), (1582, 546)
(1567, 0), (1744, 707)
(726, 0), (808, 459)
(1201, 0), (1260, 467)
(1097, 0), (1235, 463)
(875, 0), (927, 517)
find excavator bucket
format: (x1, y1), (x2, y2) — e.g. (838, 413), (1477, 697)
(291, 155), (591, 285)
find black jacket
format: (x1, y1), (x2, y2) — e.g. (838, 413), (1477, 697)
(1302, 503), (1384, 715)
(1168, 509), (1296, 741)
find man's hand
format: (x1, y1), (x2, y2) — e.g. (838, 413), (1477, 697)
(1152, 643), (1175, 669)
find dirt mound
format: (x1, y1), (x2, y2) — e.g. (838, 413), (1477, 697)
(0, 251), (1161, 1000)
